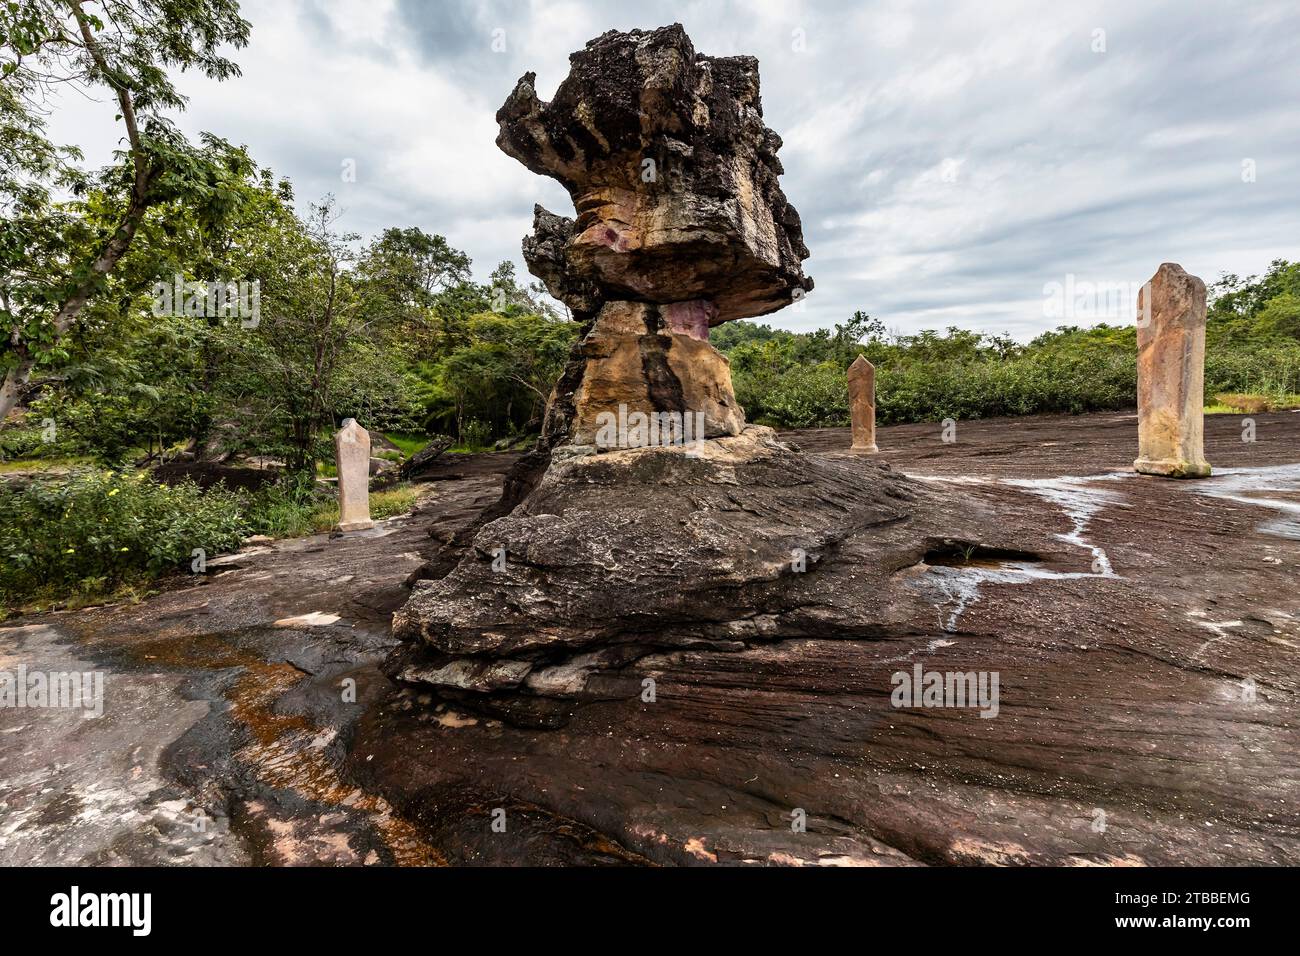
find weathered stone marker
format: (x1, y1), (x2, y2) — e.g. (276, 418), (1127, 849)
(1134, 262), (1211, 478)
(335, 418), (375, 531)
(848, 355), (879, 453)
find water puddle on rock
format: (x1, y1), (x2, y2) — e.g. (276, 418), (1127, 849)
(913, 474), (1130, 633)
(1193, 463), (1300, 540)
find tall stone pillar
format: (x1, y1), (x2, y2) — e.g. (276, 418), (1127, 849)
(335, 418), (375, 531)
(1134, 262), (1211, 479)
(848, 355), (878, 453)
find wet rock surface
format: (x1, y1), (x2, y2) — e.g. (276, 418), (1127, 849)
(2, 416), (1298, 865)
(368, 412), (1300, 865)
(0, 471), (503, 865)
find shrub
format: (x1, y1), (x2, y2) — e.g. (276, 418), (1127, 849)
(0, 469), (427, 611)
(1213, 393), (1272, 415)
(458, 418), (493, 450)
(0, 470), (250, 609)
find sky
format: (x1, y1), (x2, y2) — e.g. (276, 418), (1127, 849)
(45, 0), (1300, 339)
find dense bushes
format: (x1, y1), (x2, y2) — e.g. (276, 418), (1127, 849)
(723, 263), (1300, 430)
(733, 348), (1141, 429)
(878, 349), (1138, 424)
(0, 471), (248, 607)
(0, 470), (423, 611)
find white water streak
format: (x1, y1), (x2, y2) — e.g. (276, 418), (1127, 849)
(1192, 463), (1300, 540)
(918, 474), (1129, 633)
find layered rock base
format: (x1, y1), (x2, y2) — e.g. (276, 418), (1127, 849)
(387, 427), (1073, 727)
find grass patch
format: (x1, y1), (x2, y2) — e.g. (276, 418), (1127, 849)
(386, 430), (497, 456)
(384, 432), (435, 457)
(0, 456), (93, 474)
(244, 481), (427, 538)
(262, 484), (427, 537)
(1209, 392), (1300, 415)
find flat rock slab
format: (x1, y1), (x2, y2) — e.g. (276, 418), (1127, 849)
(0, 478), (504, 866)
(3, 414), (1298, 866)
(355, 412), (1300, 865)
(0, 623), (232, 865)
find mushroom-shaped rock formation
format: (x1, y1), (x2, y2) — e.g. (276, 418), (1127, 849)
(387, 26), (1018, 731)
(497, 24), (813, 324)
(496, 24), (812, 447)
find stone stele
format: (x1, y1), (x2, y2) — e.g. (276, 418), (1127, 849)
(1134, 262), (1211, 479)
(335, 418), (375, 531)
(848, 355), (878, 453)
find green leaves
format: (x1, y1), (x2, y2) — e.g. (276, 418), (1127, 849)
(0, 469), (250, 606)
(0, 0), (253, 421)
(422, 308), (577, 441)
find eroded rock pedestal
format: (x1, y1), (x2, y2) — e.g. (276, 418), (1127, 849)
(391, 28), (1040, 761)
(496, 24), (813, 449)
(566, 301), (744, 443)
(389, 426), (1064, 728)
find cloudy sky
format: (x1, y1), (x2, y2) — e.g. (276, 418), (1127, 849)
(48, 0), (1300, 338)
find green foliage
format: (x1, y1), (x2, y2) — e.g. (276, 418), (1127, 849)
(0, 418), (54, 460)
(724, 265), (1300, 429)
(257, 484), (423, 538)
(1, 0), (252, 417)
(384, 432), (434, 457)
(0, 467), (427, 611)
(0, 470), (247, 607)
(417, 308), (577, 442)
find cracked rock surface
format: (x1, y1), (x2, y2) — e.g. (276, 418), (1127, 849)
(389, 426), (1069, 728)
(3, 415), (1297, 865)
(365, 413), (1300, 865)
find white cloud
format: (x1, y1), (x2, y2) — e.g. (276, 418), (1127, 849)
(43, 0), (1300, 339)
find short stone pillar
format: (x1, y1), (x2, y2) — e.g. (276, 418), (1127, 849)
(335, 418), (375, 531)
(1134, 263), (1211, 478)
(848, 355), (879, 453)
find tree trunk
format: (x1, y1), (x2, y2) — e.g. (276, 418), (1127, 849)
(0, 6), (157, 431)
(0, 209), (147, 427)
(0, 358), (34, 424)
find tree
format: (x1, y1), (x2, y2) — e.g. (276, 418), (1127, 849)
(355, 226), (472, 350)
(488, 260), (559, 320)
(1255, 292), (1300, 340)
(10, 147), (301, 465)
(423, 309), (577, 441)
(220, 197), (417, 475)
(0, 0), (251, 424)
(358, 227), (471, 307)
(1210, 260), (1296, 319)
